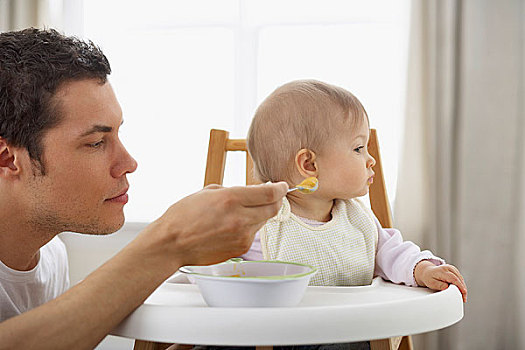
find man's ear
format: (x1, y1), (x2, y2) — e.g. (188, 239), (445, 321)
(294, 149), (318, 178)
(0, 138), (20, 176)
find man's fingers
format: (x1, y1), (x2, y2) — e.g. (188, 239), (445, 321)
(239, 200), (282, 225)
(229, 182), (288, 207)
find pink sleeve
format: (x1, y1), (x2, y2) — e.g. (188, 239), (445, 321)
(240, 230), (264, 261)
(373, 217), (445, 286)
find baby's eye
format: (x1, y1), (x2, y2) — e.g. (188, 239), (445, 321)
(354, 146), (364, 153)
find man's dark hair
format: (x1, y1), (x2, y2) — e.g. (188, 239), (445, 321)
(0, 27), (111, 174)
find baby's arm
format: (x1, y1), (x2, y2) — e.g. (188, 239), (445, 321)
(374, 217), (444, 286)
(239, 230), (264, 260)
(374, 217), (467, 302)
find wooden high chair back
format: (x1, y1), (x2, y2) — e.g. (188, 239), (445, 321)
(134, 129), (413, 350)
(204, 129), (259, 187)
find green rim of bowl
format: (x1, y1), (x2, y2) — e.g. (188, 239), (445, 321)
(180, 260), (317, 280)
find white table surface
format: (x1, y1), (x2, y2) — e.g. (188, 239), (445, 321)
(111, 276), (463, 345)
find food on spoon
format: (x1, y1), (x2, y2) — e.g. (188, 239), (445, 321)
(296, 177), (318, 194)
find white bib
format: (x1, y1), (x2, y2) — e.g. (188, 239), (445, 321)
(261, 197), (378, 286)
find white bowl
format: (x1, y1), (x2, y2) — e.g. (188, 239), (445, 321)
(179, 260), (317, 307)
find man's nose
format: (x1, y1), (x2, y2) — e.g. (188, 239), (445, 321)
(111, 142), (138, 178)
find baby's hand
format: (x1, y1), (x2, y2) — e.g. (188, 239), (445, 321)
(414, 260), (468, 302)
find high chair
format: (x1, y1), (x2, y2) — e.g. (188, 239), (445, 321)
(133, 128), (413, 350)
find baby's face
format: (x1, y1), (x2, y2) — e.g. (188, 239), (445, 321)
(315, 119), (376, 200)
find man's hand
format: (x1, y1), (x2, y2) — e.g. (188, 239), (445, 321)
(133, 182), (289, 272)
(414, 260), (468, 302)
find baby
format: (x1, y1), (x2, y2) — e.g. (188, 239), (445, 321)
(242, 79), (467, 301)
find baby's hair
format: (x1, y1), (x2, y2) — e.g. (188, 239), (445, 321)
(247, 79), (368, 184)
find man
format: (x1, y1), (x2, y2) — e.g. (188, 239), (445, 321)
(0, 28), (287, 349)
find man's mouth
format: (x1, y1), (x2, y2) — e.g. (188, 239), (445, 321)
(106, 188), (129, 204)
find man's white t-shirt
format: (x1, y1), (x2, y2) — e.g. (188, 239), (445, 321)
(0, 236), (69, 321)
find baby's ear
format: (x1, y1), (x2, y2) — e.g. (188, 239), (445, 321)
(295, 149), (318, 177)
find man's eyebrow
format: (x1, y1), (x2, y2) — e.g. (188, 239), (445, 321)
(79, 120), (124, 137)
(79, 125), (113, 137)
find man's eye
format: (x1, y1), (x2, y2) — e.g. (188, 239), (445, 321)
(354, 146), (364, 153)
(88, 140), (104, 148)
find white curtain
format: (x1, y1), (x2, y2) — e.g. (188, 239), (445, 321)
(0, 0), (47, 31)
(396, 0), (525, 349)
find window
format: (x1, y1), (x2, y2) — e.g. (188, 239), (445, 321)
(62, 0), (410, 222)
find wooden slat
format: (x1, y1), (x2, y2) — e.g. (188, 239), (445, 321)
(370, 338), (392, 350)
(133, 340), (173, 350)
(370, 336), (403, 350)
(204, 129), (229, 186)
(399, 335), (413, 350)
(226, 139), (247, 151)
(391, 336), (403, 349)
(368, 129), (394, 228)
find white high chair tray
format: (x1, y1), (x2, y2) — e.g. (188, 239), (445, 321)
(110, 276), (463, 345)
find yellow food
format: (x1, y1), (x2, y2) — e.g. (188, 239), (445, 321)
(297, 177), (318, 194)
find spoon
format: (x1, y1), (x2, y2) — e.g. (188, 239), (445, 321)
(287, 177), (318, 194)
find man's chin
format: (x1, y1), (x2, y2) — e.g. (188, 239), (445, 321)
(95, 219), (126, 235)
(68, 217), (125, 236)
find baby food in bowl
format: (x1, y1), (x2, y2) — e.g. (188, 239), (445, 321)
(179, 260), (317, 307)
